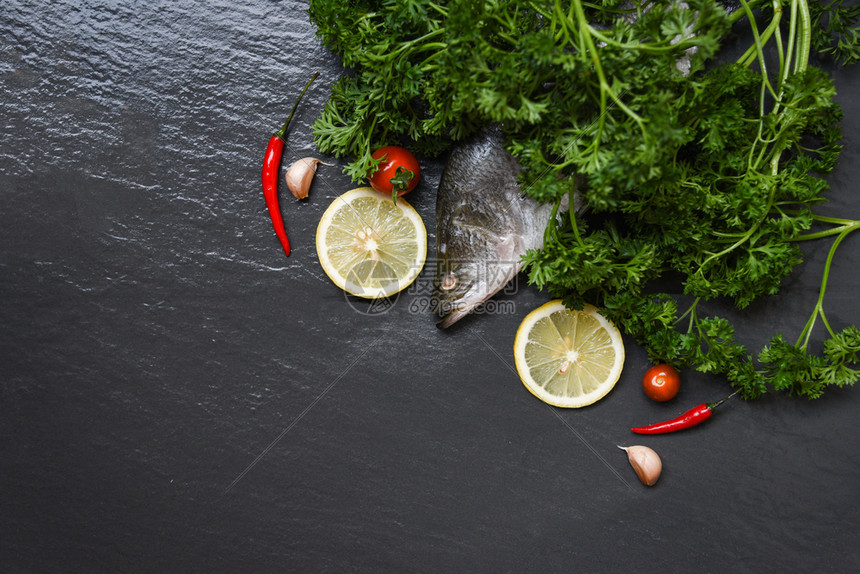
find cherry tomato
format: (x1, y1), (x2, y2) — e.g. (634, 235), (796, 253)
(642, 364), (681, 402)
(368, 146), (421, 201)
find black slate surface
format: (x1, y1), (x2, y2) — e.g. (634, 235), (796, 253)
(1, 1), (858, 572)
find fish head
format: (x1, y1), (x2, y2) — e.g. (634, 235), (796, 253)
(433, 229), (524, 328)
(432, 124), (548, 328)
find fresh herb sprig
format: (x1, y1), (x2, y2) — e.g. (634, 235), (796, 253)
(810, 0), (860, 65)
(307, 0), (860, 399)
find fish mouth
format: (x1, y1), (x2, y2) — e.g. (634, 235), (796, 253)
(432, 271), (485, 329)
(436, 299), (485, 329)
(433, 280), (481, 328)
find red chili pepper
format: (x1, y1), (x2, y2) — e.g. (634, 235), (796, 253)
(261, 72), (319, 258)
(631, 392), (737, 434)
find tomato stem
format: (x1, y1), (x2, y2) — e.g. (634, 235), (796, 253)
(389, 166), (415, 204)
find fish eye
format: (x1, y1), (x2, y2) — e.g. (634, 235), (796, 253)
(440, 272), (458, 291)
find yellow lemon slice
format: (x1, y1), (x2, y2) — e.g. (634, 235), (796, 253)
(316, 187), (427, 298)
(514, 300), (625, 408)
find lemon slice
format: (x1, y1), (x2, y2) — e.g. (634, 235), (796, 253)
(514, 300), (625, 408)
(316, 187), (427, 298)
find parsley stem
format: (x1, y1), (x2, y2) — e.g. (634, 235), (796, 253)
(569, 0), (645, 147)
(360, 30), (446, 63)
(793, 219), (860, 241)
(569, 189), (585, 247)
(773, 1), (787, 85)
(586, 28), (706, 55)
(728, 0), (770, 25)
(783, 209), (860, 227)
(736, 8), (781, 68)
(808, 214), (860, 225)
(794, 0), (812, 72)
(544, 196), (563, 246)
(426, 1), (447, 16)
(738, 0), (780, 102)
(797, 223), (852, 347)
(784, 0), (799, 81)
(580, 1), (634, 15)
(676, 297), (700, 333)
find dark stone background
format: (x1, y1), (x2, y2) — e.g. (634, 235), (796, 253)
(2, 1), (858, 571)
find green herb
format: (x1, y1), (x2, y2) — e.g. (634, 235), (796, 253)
(307, 0), (860, 399)
(810, 0), (860, 65)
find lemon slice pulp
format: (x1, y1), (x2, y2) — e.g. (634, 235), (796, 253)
(514, 300), (625, 408)
(316, 187), (427, 299)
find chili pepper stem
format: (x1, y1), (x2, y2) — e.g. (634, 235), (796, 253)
(273, 72), (320, 140)
(707, 390), (739, 411)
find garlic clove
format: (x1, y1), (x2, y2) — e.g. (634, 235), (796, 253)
(285, 157), (332, 200)
(619, 445), (662, 486)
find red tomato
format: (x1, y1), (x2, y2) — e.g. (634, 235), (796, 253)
(368, 146), (421, 200)
(642, 364), (681, 402)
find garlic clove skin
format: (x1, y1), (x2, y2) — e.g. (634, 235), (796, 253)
(619, 445), (662, 486)
(285, 157), (332, 200)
